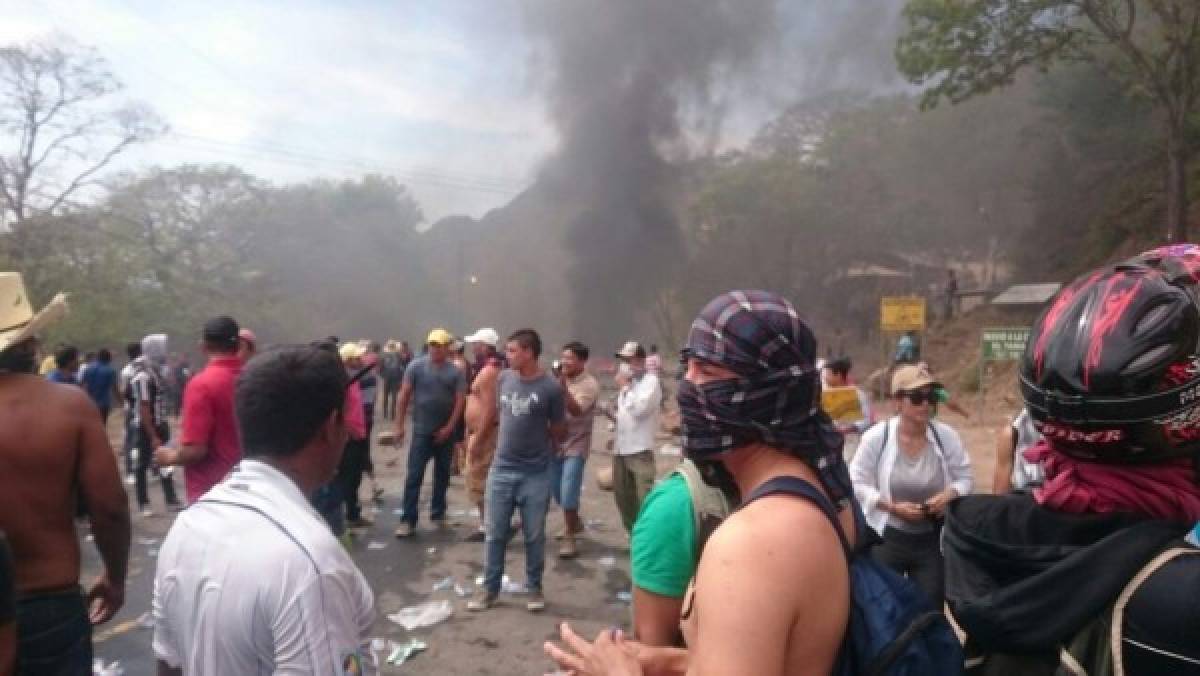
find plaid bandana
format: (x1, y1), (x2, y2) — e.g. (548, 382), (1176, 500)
(680, 290), (852, 504)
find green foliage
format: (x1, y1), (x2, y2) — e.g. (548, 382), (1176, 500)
(896, 0), (1200, 240)
(19, 166), (431, 352)
(896, 1), (1084, 109)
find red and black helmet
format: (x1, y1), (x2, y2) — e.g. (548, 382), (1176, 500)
(1020, 244), (1200, 463)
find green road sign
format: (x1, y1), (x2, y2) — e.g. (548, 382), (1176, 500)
(981, 327), (1030, 362)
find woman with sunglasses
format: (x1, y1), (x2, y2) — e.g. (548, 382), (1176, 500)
(849, 363), (972, 607)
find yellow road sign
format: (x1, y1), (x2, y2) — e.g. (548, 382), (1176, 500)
(881, 296), (926, 332)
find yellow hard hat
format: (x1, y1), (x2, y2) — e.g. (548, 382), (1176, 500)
(426, 328), (454, 346)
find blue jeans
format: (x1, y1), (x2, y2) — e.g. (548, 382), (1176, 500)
(483, 465), (552, 594)
(400, 433), (453, 527)
(551, 455), (587, 511)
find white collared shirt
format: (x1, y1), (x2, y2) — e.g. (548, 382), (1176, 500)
(615, 371), (661, 456)
(152, 459), (376, 675)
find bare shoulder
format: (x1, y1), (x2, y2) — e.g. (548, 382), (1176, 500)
(12, 375), (90, 409)
(478, 364), (500, 386)
(704, 494), (845, 576)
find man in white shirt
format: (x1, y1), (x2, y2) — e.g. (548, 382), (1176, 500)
(612, 341), (662, 534)
(152, 346), (376, 676)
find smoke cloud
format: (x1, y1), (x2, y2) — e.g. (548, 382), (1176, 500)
(520, 0), (778, 343)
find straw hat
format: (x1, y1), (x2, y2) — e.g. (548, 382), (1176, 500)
(0, 272), (68, 354)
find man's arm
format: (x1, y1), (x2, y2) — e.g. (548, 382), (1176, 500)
(992, 425), (1015, 494)
(632, 588), (684, 647)
(392, 378), (415, 441)
(435, 389), (466, 443)
(161, 381), (210, 466)
(561, 374), (599, 419)
(854, 388), (872, 434)
(75, 391), (131, 625)
(548, 381), (568, 443)
(435, 369), (468, 443)
(630, 476), (695, 646)
(561, 378), (584, 417)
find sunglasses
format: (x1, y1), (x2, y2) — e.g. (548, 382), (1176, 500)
(900, 389), (937, 406)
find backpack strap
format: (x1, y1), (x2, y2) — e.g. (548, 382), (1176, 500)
(928, 422), (945, 453)
(885, 417), (945, 454)
(744, 476), (852, 561)
(1110, 546), (1200, 676)
(346, 364), (374, 387)
(674, 460), (732, 561)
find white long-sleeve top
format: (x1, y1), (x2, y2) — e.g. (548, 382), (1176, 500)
(849, 417), (973, 536)
(615, 371), (661, 456)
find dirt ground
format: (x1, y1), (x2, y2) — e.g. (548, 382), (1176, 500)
(82, 397), (1012, 675)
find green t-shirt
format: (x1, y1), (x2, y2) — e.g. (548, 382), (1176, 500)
(631, 474), (697, 598)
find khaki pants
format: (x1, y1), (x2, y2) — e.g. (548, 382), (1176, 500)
(613, 450), (656, 533)
(466, 428), (498, 504)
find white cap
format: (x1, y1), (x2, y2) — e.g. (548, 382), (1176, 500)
(464, 328), (499, 347)
(615, 341), (645, 358)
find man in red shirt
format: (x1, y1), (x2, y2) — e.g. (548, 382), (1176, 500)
(156, 316), (243, 503)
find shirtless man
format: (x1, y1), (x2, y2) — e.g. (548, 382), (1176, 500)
(546, 291), (854, 676)
(463, 328), (502, 542)
(0, 275), (131, 675)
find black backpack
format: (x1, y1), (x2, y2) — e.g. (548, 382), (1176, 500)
(745, 477), (964, 676)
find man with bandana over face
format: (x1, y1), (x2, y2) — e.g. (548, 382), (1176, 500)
(546, 290), (859, 676)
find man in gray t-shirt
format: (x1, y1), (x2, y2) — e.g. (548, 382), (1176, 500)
(394, 329), (466, 537)
(467, 329), (566, 613)
(495, 369), (565, 472)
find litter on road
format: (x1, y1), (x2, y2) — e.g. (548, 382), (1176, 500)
(387, 600), (453, 630)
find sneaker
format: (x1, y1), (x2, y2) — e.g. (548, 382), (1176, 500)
(525, 589), (546, 612)
(558, 536), (578, 559)
(394, 522), (415, 538)
(467, 589), (497, 612)
(139, 506), (154, 518)
(464, 528), (485, 543)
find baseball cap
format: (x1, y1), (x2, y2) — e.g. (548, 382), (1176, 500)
(891, 363), (941, 395)
(464, 327), (500, 347)
(203, 316), (240, 349)
(615, 341), (646, 359)
(426, 328), (454, 346)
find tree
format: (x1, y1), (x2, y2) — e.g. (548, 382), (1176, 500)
(897, 0), (1200, 242)
(0, 37), (163, 290)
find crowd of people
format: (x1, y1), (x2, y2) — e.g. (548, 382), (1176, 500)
(2, 242), (1200, 674)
